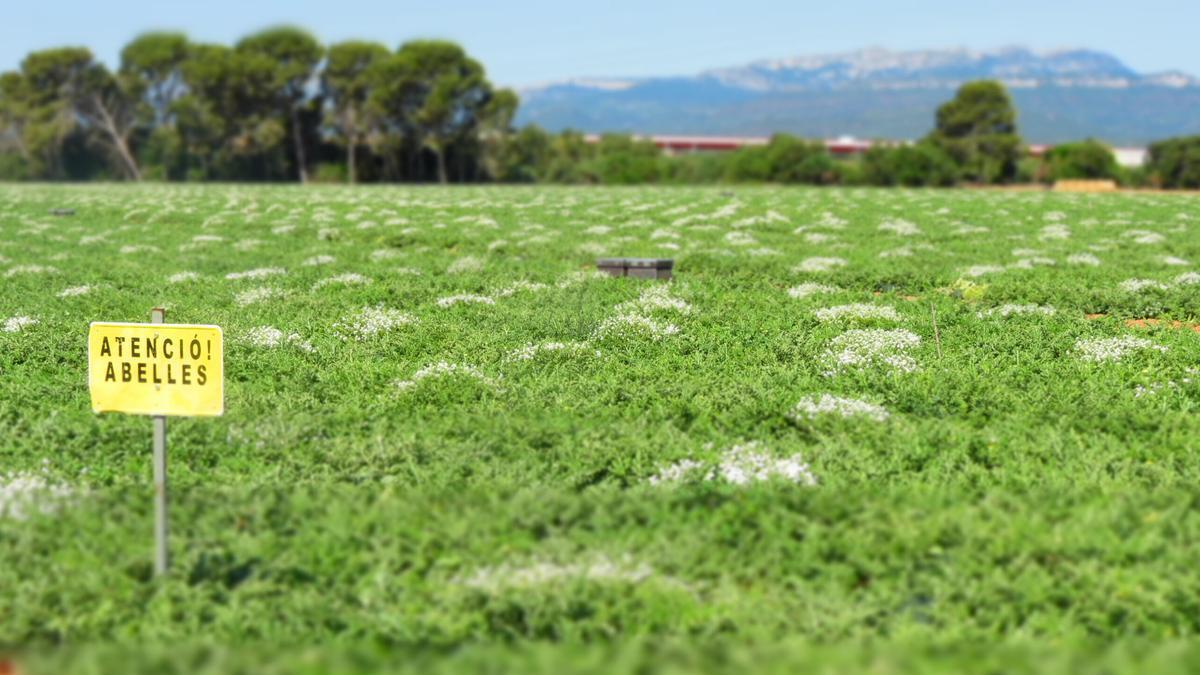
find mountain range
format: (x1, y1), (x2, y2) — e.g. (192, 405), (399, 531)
(514, 47), (1200, 145)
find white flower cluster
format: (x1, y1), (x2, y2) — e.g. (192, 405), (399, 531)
(614, 285), (693, 315)
(976, 304), (1057, 318)
(394, 362), (498, 392)
(962, 265), (1006, 278)
(594, 313), (680, 341)
(649, 441), (817, 486)
(556, 270), (611, 289)
(436, 293), (496, 308)
(334, 306), (417, 340)
(302, 254), (335, 266)
(5, 264), (58, 277)
(369, 249), (404, 262)
(242, 326), (314, 352)
(1066, 253), (1101, 266)
(457, 554), (659, 592)
(168, 271), (201, 284)
(788, 394), (889, 422)
(1134, 368), (1198, 398)
(313, 272), (371, 289)
(879, 219), (921, 236)
(1119, 278), (1170, 293)
(225, 267), (285, 280)
(235, 286), (286, 306)
(0, 471), (73, 521)
(595, 285), (690, 341)
(1039, 224), (1071, 240)
(3, 315), (38, 333)
(814, 303), (902, 323)
(492, 280), (549, 298)
(1120, 273), (1200, 293)
(793, 257), (847, 273)
(1161, 256), (1190, 267)
(57, 285), (92, 297)
(1075, 336), (1168, 363)
(787, 283), (841, 299)
(820, 328), (921, 376)
(447, 255), (484, 274)
(505, 341), (600, 362)
(1123, 229), (1165, 245)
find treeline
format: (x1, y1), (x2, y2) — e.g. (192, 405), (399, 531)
(0, 29), (514, 183)
(2, 30), (1198, 188)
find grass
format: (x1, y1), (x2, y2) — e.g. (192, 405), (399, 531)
(1, 184), (1199, 672)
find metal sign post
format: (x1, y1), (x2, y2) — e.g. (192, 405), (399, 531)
(150, 308), (169, 577)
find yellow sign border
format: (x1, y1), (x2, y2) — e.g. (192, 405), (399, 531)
(87, 321), (225, 417)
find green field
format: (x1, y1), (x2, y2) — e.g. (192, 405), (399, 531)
(2, 184), (1200, 673)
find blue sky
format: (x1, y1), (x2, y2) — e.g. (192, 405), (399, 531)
(3, 0), (1195, 86)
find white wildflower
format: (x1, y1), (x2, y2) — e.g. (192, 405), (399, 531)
(1067, 253), (1101, 266)
(788, 394), (889, 422)
(879, 219), (921, 236)
(1174, 272), (1200, 286)
(225, 267), (285, 281)
(447, 256), (484, 274)
(334, 306), (417, 340)
(234, 287), (286, 306)
(1039, 224), (1071, 240)
(492, 280), (549, 298)
(820, 328), (921, 376)
(1076, 336), (1167, 363)
(1162, 256), (1190, 267)
(794, 257), (847, 273)
(976, 304), (1057, 318)
(505, 341), (600, 362)
(787, 283), (840, 299)
(313, 272), (372, 290)
(302, 255), (335, 266)
(615, 285), (692, 315)
(57, 285), (91, 298)
(0, 471), (73, 521)
(814, 304), (901, 322)
(3, 316), (38, 333)
(962, 265), (1005, 278)
(594, 313), (680, 341)
(436, 293), (495, 308)
(650, 441), (816, 487)
(168, 271), (200, 284)
(369, 249), (404, 262)
(5, 264), (57, 277)
(242, 326), (314, 352)
(457, 555), (660, 592)
(1119, 278), (1170, 293)
(394, 362), (497, 392)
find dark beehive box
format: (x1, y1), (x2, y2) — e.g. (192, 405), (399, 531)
(597, 258), (674, 280)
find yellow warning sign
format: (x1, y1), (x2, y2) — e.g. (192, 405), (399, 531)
(88, 322), (224, 416)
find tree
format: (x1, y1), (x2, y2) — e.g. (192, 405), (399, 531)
(324, 41), (388, 183)
(176, 44), (281, 179)
(0, 71), (33, 172)
(74, 62), (143, 180)
(861, 143), (958, 187)
(120, 32), (189, 128)
(371, 40), (493, 183)
(1146, 136), (1200, 189)
(477, 88), (519, 181)
(1043, 140), (1119, 182)
(236, 28), (323, 182)
(16, 48), (93, 178)
(927, 80), (1021, 184)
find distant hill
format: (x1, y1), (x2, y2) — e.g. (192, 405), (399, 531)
(515, 47), (1200, 145)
